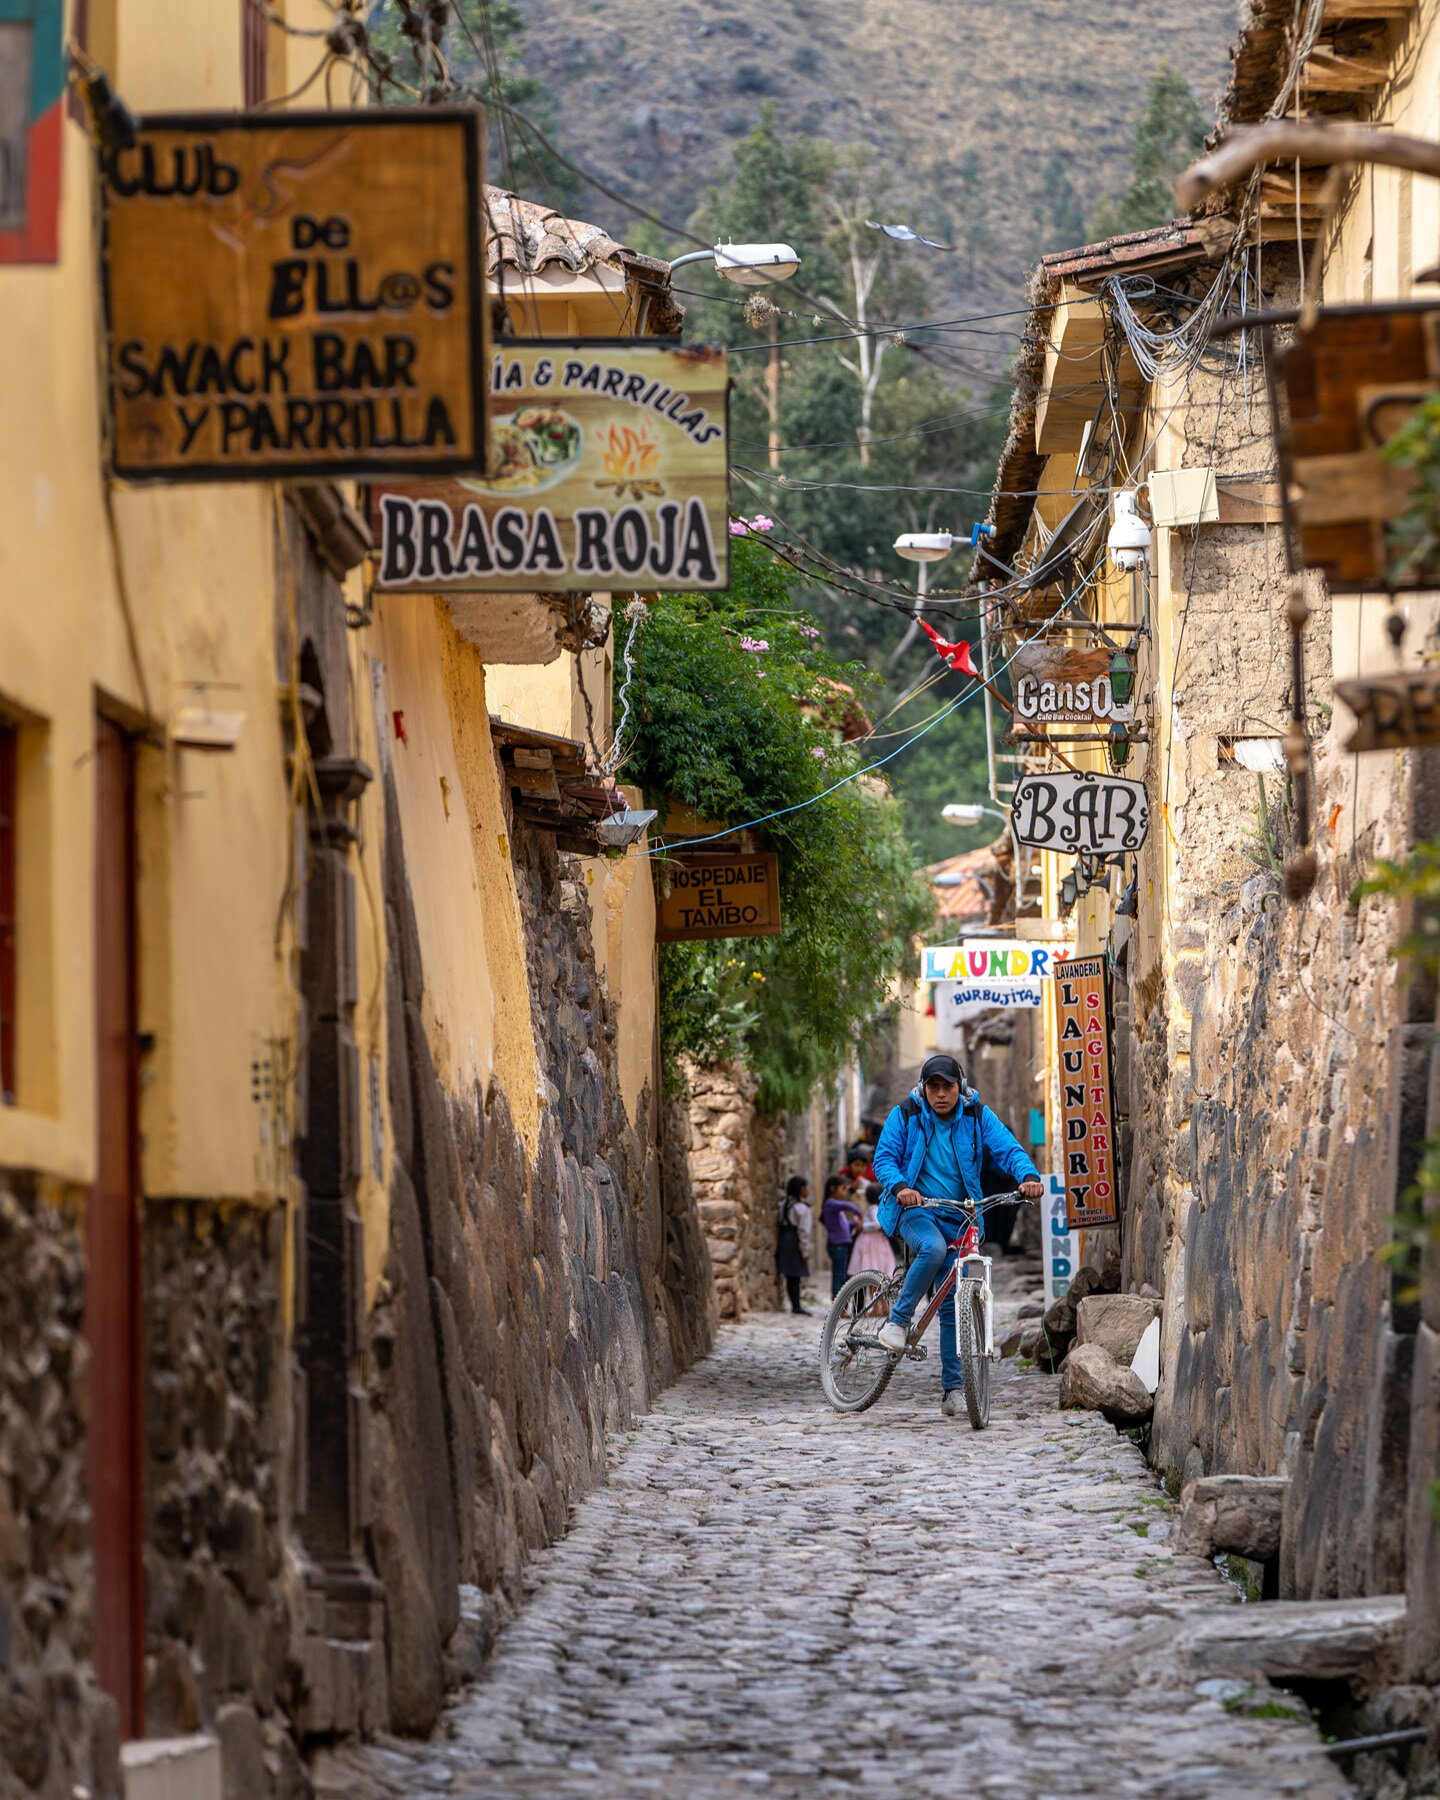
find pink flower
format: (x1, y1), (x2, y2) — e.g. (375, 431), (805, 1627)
(811, 747), (826, 759)
(740, 636), (770, 652)
(750, 514), (775, 532)
(797, 623), (820, 639)
(729, 519), (749, 536)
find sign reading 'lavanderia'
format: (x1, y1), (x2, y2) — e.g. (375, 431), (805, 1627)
(368, 343), (729, 592)
(1055, 957), (1118, 1231)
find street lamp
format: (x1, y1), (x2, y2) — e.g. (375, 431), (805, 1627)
(942, 802), (1007, 827)
(668, 242), (802, 285)
(893, 526), (1000, 804)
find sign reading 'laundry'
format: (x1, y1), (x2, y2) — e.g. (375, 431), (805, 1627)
(368, 342), (729, 591)
(921, 941), (1067, 983)
(1055, 956), (1118, 1231)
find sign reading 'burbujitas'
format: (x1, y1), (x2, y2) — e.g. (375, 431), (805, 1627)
(99, 110), (486, 481)
(655, 852), (781, 941)
(368, 342), (729, 591)
(1055, 957), (1118, 1231)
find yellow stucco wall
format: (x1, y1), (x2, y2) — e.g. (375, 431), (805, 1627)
(371, 598), (542, 1157)
(0, 0), (362, 1229)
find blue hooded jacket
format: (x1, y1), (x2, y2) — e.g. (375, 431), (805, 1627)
(872, 1084), (1038, 1236)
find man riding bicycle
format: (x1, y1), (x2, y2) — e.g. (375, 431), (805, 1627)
(872, 1053), (1043, 1416)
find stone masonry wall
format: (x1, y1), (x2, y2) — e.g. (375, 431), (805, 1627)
(368, 774), (714, 1733)
(142, 1202), (307, 1793)
(0, 1181), (118, 1800)
(685, 1064), (788, 1320)
(1123, 338), (1423, 1603)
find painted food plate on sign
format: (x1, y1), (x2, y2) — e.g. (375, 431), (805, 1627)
(463, 408), (585, 494)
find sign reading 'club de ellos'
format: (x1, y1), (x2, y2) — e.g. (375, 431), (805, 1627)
(99, 111), (487, 481)
(368, 342), (730, 592)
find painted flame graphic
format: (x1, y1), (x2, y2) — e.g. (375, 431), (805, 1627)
(598, 421), (661, 480)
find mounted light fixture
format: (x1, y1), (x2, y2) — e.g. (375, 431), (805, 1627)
(1107, 722), (1131, 770)
(1107, 490), (1151, 573)
(669, 243), (802, 285)
(1109, 648), (1134, 708)
(596, 807), (658, 849)
(1059, 871), (1079, 913)
(893, 532), (956, 564)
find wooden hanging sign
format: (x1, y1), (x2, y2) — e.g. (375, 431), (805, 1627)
(99, 109), (487, 481)
(1269, 303), (1440, 591)
(1011, 645), (1133, 725)
(1012, 771), (1149, 854)
(654, 851), (781, 941)
(367, 342), (729, 592)
(1335, 672), (1440, 751)
(1054, 957), (1118, 1230)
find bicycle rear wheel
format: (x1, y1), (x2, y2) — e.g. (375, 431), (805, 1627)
(957, 1278), (990, 1429)
(819, 1271), (900, 1411)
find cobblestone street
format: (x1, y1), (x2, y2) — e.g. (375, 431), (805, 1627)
(321, 1288), (1352, 1800)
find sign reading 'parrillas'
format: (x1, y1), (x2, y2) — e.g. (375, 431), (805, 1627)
(1055, 957), (1118, 1231)
(368, 343), (728, 591)
(100, 111), (486, 481)
(655, 852), (781, 941)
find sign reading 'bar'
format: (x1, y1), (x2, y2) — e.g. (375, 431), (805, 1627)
(1012, 772), (1149, 855)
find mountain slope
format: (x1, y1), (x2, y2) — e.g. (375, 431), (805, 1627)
(508, 0), (1241, 358)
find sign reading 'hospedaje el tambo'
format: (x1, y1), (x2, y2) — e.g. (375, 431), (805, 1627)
(368, 342), (730, 592)
(99, 111), (487, 481)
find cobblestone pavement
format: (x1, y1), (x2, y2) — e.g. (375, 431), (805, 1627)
(323, 1294), (1349, 1800)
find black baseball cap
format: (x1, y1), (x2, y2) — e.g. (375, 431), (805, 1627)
(920, 1054), (964, 1086)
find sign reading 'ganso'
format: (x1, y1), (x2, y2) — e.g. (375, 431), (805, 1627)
(655, 852), (781, 941)
(367, 343), (729, 592)
(99, 111), (486, 481)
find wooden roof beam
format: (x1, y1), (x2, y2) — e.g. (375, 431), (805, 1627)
(1322, 0), (1413, 16)
(1299, 47), (1392, 91)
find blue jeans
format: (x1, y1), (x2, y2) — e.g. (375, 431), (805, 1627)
(892, 1209), (969, 1392)
(828, 1242), (851, 1295)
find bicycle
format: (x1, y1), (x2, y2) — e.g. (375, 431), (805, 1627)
(818, 1192), (1034, 1427)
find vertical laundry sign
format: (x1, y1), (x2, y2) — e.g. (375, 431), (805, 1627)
(368, 342), (729, 591)
(1055, 956), (1118, 1231)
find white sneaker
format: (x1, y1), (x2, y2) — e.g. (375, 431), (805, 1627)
(877, 1319), (909, 1352)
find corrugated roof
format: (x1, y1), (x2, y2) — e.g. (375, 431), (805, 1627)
(982, 223), (1219, 572)
(929, 846), (1000, 927)
(483, 185), (684, 336)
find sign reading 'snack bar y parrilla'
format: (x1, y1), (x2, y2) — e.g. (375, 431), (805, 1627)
(100, 110), (486, 480)
(1055, 957), (1118, 1231)
(368, 343), (728, 591)
(655, 852), (780, 941)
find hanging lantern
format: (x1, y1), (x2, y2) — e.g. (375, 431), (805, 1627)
(1059, 871), (1078, 913)
(1108, 721), (1131, 769)
(1109, 649), (1134, 708)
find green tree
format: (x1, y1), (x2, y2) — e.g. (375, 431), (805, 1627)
(617, 536), (934, 1109)
(1091, 63), (1207, 238)
(366, 0), (579, 208)
(1031, 151), (1086, 260)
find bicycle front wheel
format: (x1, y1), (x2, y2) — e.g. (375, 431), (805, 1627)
(957, 1278), (990, 1429)
(819, 1271), (900, 1412)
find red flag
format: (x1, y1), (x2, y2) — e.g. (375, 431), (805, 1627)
(919, 619), (978, 678)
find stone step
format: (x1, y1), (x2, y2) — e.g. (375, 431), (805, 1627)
(1177, 1594), (1407, 1689)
